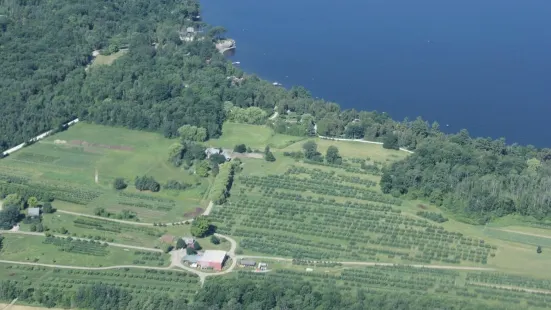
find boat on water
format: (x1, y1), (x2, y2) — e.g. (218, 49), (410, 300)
(232, 61), (241, 65)
(272, 82), (282, 86)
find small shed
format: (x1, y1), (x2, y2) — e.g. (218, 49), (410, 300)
(27, 208), (40, 217)
(239, 260), (256, 267)
(181, 236), (195, 248)
(186, 27), (195, 34)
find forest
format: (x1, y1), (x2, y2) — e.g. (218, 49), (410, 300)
(0, 278), (504, 310)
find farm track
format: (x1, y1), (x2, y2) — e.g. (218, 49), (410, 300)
(56, 202), (215, 226)
(469, 282), (551, 295)
(491, 228), (551, 240)
(1, 231), (162, 252)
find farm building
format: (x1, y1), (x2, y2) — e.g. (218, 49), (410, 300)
(239, 259), (256, 267)
(182, 254), (201, 264)
(27, 208), (40, 217)
(181, 236), (196, 248)
(198, 250), (227, 270)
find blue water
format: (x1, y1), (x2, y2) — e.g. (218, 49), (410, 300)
(201, 0), (551, 146)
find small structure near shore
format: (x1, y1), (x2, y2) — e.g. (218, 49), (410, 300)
(215, 39), (236, 54)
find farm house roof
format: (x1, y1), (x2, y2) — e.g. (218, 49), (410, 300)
(198, 250), (227, 264)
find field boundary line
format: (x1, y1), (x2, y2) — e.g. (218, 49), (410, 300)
(469, 282), (551, 295)
(0, 259), (178, 272)
(1, 231), (162, 252)
(490, 228), (551, 240)
(318, 135), (414, 154)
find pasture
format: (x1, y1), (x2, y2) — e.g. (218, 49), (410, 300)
(0, 234), (168, 267)
(0, 123), (207, 222)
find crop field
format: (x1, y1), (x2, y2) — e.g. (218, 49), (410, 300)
(0, 123), (208, 222)
(0, 234), (167, 267)
(211, 154), (497, 265)
(233, 265), (551, 309)
(0, 263), (199, 301)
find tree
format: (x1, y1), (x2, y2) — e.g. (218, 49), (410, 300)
(113, 178), (127, 190)
(233, 144), (247, 153)
(193, 240), (202, 251)
(325, 146), (342, 164)
(27, 196), (39, 208)
(0, 205), (21, 230)
(134, 176), (160, 192)
(161, 244), (173, 253)
(208, 26), (227, 40)
(537, 246), (542, 254)
(168, 143), (185, 166)
(264, 146), (276, 162)
(302, 141), (322, 161)
(191, 216), (211, 237)
(211, 235), (220, 245)
(30, 224), (37, 232)
(178, 125), (208, 142)
(176, 238), (186, 249)
(186, 247), (197, 255)
(196, 160), (211, 177)
(36, 223), (44, 232)
(3, 193), (22, 208)
(383, 133), (399, 150)
(42, 202), (54, 214)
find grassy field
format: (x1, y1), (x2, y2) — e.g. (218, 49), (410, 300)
(207, 122), (304, 150)
(0, 234), (168, 267)
(0, 123), (208, 222)
(90, 50), (127, 67)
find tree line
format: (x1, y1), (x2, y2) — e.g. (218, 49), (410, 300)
(0, 277), (507, 310)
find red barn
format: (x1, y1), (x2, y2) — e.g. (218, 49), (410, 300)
(198, 250), (227, 271)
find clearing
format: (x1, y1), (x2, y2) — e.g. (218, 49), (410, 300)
(90, 49), (127, 67)
(0, 123), (208, 222)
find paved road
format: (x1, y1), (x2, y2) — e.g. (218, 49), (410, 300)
(1, 231), (162, 252)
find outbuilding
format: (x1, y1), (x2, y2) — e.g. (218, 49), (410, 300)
(198, 250), (227, 271)
(239, 259), (256, 267)
(27, 208), (40, 217)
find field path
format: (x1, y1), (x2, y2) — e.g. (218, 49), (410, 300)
(493, 228), (551, 240)
(469, 282), (551, 295)
(1, 298), (18, 310)
(0, 260), (176, 272)
(236, 256), (494, 271)
(56, 210), (154, 226)
(318, 135), (414, 154)
(1, 231), (162, 252)
(56, 202), (215, 226)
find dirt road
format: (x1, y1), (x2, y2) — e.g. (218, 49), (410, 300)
(1, 231), (162, 252)
(493, 228), (551, 240)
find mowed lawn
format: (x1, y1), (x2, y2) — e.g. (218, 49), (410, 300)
(0, 123), (207, 222)
(207, 122), (303, 150)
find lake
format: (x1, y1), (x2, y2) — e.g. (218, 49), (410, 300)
(201, 0), (551, 146)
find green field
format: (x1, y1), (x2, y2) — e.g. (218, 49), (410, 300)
(207, 122), (304, 150)
(0, 123), (208, 222)
(0, 234), (168, 267)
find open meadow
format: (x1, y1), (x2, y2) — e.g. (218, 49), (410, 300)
(0, 123), (208, 222)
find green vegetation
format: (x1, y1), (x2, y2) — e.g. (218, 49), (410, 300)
(209, 162), (235, 204)
(0, 265), (199, 308)
(417, 211), (449, 223)
(0, 123), (207, 222)
(0, 234), (164, 267)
